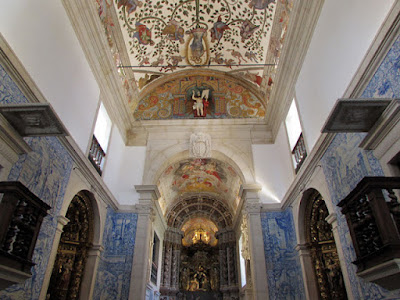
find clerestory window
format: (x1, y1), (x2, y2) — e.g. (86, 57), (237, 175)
(88, 102), (112, 175)
(285, 99), (307, 173)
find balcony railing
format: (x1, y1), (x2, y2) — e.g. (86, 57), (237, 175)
(0, 181), (50, 289)
(338, 177), (400, 290)
(88, 135), (106, 175)
(292, 133), (307, 173)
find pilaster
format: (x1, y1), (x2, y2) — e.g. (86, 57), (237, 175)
(80, 245), (104, 300)
(129, 185), (160, 300)
(326, 213), (354, 300)
(240, 184), (268, 300)
(39, 216), (69, 300)
(295, 243), (319, 300)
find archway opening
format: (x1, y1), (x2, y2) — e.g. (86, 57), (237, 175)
(46, 192), (94, 300)
(305, 191), (347, 300)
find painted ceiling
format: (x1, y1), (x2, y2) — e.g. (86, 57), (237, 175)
(157, 158), (242, 211)
(95, 0), (293, 120)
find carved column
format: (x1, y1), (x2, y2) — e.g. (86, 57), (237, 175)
(160, 227), (183, 297)
(240, 184), (268, 300)
(129, 185), (160, 300)
(217, 229), (238, 299)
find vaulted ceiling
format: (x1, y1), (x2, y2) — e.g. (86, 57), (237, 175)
(95, 0), (294, 126)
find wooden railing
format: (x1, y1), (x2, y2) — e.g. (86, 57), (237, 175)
(292, 133), (307, 173)
(88, 135), (106, 175)
(338, 177), (400, 289)
(151, 261), (158, 284)
(0, 181), (50, 289)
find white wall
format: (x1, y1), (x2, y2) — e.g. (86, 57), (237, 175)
(253, 124), (294, 203)
(103, 126), (146, 205)
(296, 0), (394, 150)
(0, 0), (99, 152)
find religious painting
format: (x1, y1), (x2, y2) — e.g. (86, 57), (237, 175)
(157, 158), (242, 209)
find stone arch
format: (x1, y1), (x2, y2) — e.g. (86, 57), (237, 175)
(46, 191), (95, 300)
(145, 148), (251, 186)
(297, 188), (348, 300)
(166, 195), (233, 230)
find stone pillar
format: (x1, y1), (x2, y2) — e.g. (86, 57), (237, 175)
(240, 184), (269, 300)
(326, 213), (354, 300)
(295, 243), (319, 300)
(39, 216), (69, 300)
(80, 244), (104, 300)
(129, 185), (160, 300)
(160, 227), (183, 296)
(217, 229), (238, 299)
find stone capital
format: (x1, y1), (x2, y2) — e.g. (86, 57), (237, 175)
(295, 243), (311, 257)
(325, 213), (337, 227)
(88, 244), (104, 256)
(134, 185), (161, 201)
(56, 215), (70, 233)
(239, 183), (262, 203)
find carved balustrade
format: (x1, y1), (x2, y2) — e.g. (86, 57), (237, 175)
(338, 176), (400, 290)
(0, 181), (50, 289)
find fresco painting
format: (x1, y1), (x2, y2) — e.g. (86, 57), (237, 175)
(134, 75), (265, 120)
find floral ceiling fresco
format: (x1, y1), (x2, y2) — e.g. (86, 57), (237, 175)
(157, 158), (242, 210)
(95, 0), (294, 112)
(134, 75), (265, 119)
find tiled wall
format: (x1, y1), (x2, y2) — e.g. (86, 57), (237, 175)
(320, 34), (400, 299)
(261, 209), (305, 300)
(93, 209), (138, 300)
(0, 63), (74, 300)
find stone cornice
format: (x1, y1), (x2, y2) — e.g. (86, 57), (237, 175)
(61, 0), (135, 143)
(0, 33), (121, 211)
(266, 0), (325, 141)
(274, 2), (400, 211)
(59, 135), (120, 210)
(134, 185), (161, 200)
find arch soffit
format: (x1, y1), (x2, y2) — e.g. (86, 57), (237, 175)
(166, 196), (233, 230)
(145, 148), (252, 186)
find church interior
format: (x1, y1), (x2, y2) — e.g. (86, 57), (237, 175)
(0, 0), (400, 299)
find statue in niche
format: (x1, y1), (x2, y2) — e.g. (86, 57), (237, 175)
(192, 89), (209, 117)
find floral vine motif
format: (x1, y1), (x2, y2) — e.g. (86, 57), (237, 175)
(116, 0), (276, 71)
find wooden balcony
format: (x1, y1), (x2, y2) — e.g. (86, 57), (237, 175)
(338, 177), (400, 290)
(0, 181), (50, 290)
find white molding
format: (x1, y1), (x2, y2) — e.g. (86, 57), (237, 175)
(360, 99), (400, 150)
(61, 0), (135, 143)
(266, 0), (325, 141)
